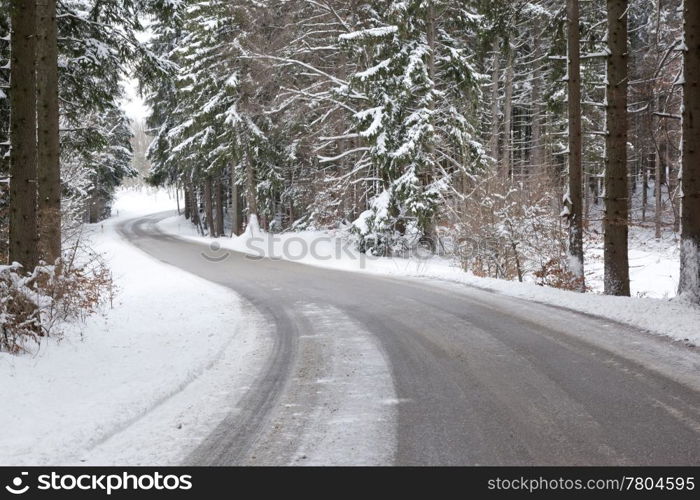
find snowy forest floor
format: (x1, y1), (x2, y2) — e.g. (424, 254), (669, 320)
(585, 183), (680, 300)
(0, 189), (270, 465)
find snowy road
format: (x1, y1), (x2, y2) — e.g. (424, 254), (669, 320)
(119, 211), (700, 465)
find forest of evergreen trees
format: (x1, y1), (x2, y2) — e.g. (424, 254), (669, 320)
(0, 0), (699, 336)
(141, 0), (699, 300)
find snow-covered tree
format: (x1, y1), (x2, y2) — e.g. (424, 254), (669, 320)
(337, 0), (487, 255)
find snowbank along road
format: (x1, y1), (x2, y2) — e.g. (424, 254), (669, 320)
(119, 211), (700, 466)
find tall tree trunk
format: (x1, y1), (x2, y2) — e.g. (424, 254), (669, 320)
(184, 185), (191, 220)
(654, 142), (662, 239)
(426, 3), (436, 98)
(422, 1), (438, 252)
(668, 144), (680, 232)
(678, 0), (700, 302)
(204, 177), (214, 236)
(215, 179), (224, 237)
(9, 0), (39, 270)
(566, 0), (585, 290)
(489, 38), (500, 167)
(641, 151), (648, 222)
(188, 183), (203, 234)
(530, 35), (544, 173)
(230, 167), (242, 236)
(603, 0), (630, 296)
(502, 42), (514, 178)
(245, 149), (258, 225)
(189, 188), (197, 225)
(36, 0), (61, 265)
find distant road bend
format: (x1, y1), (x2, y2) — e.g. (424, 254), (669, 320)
(119, 211), (700, 466)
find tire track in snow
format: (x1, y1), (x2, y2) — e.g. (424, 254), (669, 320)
(239, 303), (397, 465)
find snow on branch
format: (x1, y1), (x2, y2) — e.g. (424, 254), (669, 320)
(318, 147), (370, 164)
(653, 112), (681, 120)
(240, 53), (353, 92)
(339, 26), (398, 42)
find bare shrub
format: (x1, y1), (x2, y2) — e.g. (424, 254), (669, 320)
(0, 263), (43, 353)
(0, 239), (114, 354)
(533, 258), (586, 291)
(456, 172), (570, 285)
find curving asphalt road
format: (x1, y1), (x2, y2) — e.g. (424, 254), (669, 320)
(118, 211), (700, 465)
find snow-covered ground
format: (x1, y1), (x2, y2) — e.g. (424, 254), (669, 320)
(158, 212), (700, 347)
(0, 187), (270, 465)
(585, 228), (679, 300)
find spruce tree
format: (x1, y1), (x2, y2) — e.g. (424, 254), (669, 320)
(342, 0), (486, 254)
